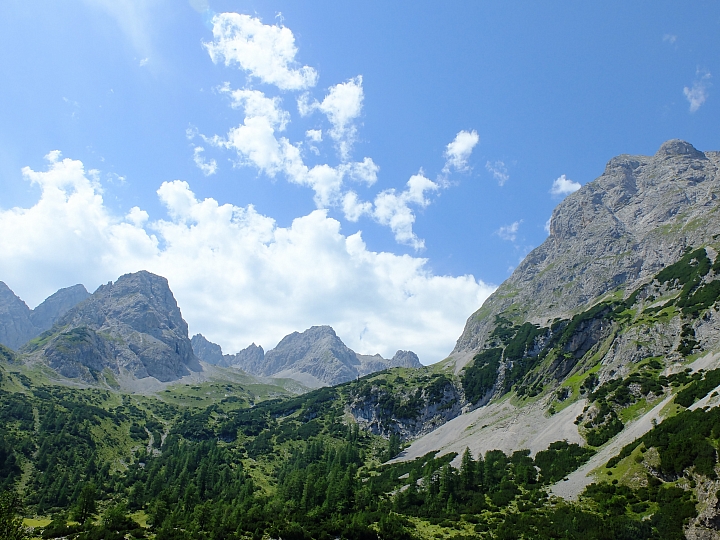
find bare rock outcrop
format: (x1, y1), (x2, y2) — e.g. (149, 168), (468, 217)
(0, 282), (37, 350)
(0, 282), (89, 350)
(28, 271), (201, 383)
(192, 326), (421, 386)
(452, 140), (720, 368)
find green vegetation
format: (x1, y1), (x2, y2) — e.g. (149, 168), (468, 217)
(0, 362), (711, 540)
(460, 348), (501, 404)
(0, 490), (26, 540)
(674, 367), (720, 407)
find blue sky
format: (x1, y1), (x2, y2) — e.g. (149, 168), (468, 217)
(0, 1), (718, 363)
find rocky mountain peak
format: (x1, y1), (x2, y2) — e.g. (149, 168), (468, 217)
(452, 139), (720, 367)
(190, 333), (224, 365)
(35, 270), (201, 383)
(29, 284), (90, 334)
(655, 139), (706, 159)
(0, 281), (36, 350)
(389, 350), (423, 369)
(0, 281), (90, 350)
(192, 325), (421, 387)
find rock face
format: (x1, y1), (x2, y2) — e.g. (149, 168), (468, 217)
(29, 284), (90, 334)
(223, 343), (265, 371)
(190, 334), (224, 365)
(0, 282), (37, 350)
(0, 282), (90, 350)
(452, 140), (720, 368)
(28, 271), (201, 383)
(192, 326), (421, 386)
(388, 350), (422, 369)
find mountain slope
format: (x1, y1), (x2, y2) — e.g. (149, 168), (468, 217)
(29, 284), (90, 334)
(451, 140), (720, 369)
(0, 282), (36, 350)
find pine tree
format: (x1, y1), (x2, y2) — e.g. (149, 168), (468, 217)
(459, 447), (476, 492)
(73, 482), (97, 524)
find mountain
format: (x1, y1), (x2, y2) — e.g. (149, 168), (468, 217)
(23, 270), (202, 383)
(191, 326), (422, 386)
(392, 140), (720, 491)
(0, 282), (89, 350)
(190, 333), (224, 365)
(451, 140), (720, 369)
(0, 282), (37, 350)
(29, 284), (90, 334)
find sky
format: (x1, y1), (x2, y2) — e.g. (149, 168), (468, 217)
(0, 1), (718, 364)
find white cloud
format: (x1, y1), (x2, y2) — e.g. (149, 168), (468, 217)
(443, 130), (479, 173)
(192, 146), (217, 176)
(202, 20), (474, 250)
(204, 13), (318, 90)
(684, 70), (712, 113)
(485, 160), (509, 186)
(373, 173), (439, 250)
(343, 157), (378, 186)
(221, 86), (290, 130)
(298, 77), (364, 160)
(544, 216), (552, 234)
(0, 153), (495, 364)
(663, 34), (677, 44)
(342, 191), (372, 222)
(550, 174), (581, 197)
(139, 57), (149, 67)
(496, 220), (522, 242)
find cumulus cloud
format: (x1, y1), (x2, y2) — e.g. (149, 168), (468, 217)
(201, 16), (477, 250)
(485, 160), (509, 186)
(192, 146), (217, 176)
(496, 220), (522, 242)
(222, 86), (291, 130)
(684, 70), (712, 113)
(204, 13), (318, 90)
(0, 153), (495, 363)
(342, 191), (372, 222)
(343, 157), (378, 186)
(298, 77), (364, 160)
(550, 174), (581, 197)
(373, 174), (439, 250)
(443, 130), (479, 173)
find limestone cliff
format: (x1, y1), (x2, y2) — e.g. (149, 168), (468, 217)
(25, 271), (201, 383)
(452, 140), (720, 368)
(0, 282), (89, 350)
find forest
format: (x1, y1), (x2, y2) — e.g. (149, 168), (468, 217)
(0, 367), (716, 540)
